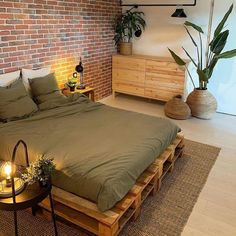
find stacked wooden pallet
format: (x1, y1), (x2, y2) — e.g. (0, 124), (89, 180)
(41, 133), (184, 236)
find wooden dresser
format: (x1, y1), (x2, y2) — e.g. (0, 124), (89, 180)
(112, 54), (187, 102)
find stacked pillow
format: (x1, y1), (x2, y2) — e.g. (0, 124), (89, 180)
(0, 70), (21, 87)
(0, 67), (65, 122)
(0, 75), (38, 122)
(29, 73), (67, 110)
(21, 67), (51, 92)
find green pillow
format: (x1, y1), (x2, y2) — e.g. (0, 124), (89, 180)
(29, 73), (59, 100)
(29, 73), (66, 105)
(0, 79), (38, 122)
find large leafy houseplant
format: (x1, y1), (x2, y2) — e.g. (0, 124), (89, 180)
(114, 9), (146, 55)
(168, 4), (236, 90)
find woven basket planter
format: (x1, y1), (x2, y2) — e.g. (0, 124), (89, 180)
(120, 42), (132, 55)
(186, 89), (217, 119)
(164, 95), (191, 120)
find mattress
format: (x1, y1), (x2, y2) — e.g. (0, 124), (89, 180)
(0, 97), (180, 211)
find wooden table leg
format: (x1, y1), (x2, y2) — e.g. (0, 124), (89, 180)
(49, 192), (58, 236)
(90, 90), (95, 101)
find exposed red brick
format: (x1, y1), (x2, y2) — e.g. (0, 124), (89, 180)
(0, 0), (121, 100)
(3, 47), (17, 53)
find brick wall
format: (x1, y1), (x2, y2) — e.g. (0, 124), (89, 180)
(0, 0), (121, 100)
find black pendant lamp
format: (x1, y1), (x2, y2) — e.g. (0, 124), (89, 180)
(171, 8), (187, 18)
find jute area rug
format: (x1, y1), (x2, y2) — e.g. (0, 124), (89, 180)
(0, 140), (221, 236)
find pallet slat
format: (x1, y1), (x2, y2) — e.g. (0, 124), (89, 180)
(115, 196), (134, 211)
(137, 171), (155, 185)
(51, 187), (119, 226)
(40, 199), (99, 235)
(129, 184), (143, 196)
(147, 163), (159, 174)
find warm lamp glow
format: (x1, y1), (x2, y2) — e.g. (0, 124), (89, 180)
(51, 56), (78, 86)
(4, 162), (12, 179)
(0, 140), (28, 198)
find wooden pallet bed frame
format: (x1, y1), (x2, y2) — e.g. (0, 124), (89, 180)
(41, 133), (184, 236)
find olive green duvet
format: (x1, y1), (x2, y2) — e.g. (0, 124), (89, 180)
(0, 95), (180, 211)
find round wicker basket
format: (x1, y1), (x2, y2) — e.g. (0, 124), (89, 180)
(164, 95), (191, 120)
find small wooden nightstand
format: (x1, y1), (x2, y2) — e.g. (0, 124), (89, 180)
(62, 87), (95, 101)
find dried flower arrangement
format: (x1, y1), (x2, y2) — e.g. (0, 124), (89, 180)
(22, 156), (56, 186)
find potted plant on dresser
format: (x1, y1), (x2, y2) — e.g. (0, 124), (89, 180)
(169, 4), (236, 119)
(114, 7), (146, 55)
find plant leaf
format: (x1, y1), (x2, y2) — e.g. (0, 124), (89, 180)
(214, 4), (233, 37)
(184, 21), (204, 33)
(210, 30), (229, 55)
(199, 32), (203, 69)
(197, 69), (208, 82)
(168, 48), (186, 66)
(182, 47), (198, 67)
(184, 26), (197, 47)
(216, 49), (236, 59)
(205, 57), (218, 79)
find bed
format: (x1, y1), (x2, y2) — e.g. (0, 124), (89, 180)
(0, 93), (183, 235)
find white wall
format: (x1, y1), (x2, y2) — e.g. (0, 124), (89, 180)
(123, 0), (236, 115)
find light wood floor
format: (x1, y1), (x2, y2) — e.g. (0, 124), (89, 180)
(101, 94), (236, 236)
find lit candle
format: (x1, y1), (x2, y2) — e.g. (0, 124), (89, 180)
(4, 162), (12, 187)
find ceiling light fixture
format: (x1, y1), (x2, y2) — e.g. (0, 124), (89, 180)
(120, 1), (196, 18)
(171, 8), (187, 18)
(120, 0), (196, 7)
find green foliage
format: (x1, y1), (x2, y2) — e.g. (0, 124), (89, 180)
(168, 4), (235, 90)
(182, 47), (198, 67)
(21, 156), (56, 185)
(214, 4), (233, 37)
(168, 48), (186, 66)
(67, 77), (77, 88)
(114, 10), (146, 45)
(204, 57), (218, 79)
(184, 21), (204, 33)
(184, 26), (197, 47)
(216, 49), (236, 59)
(210, 30), (229, 54)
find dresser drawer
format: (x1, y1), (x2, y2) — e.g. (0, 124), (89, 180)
(146, 59), (185, 75)
(113, 80), (144, 96)
(145, 72), (185, 92)
(145, 88), (180, 102)
(113, 69), (145, 83)
(113, 56), (145, 71)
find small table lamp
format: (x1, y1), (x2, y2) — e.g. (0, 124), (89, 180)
(0, 140), (29, 198)
(75, 57), (86, 89)
(0, 162), (24, 198)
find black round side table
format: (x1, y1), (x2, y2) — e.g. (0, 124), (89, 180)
(0, 182), (58, 236)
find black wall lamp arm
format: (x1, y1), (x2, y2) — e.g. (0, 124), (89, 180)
(120, 0), (197, 7)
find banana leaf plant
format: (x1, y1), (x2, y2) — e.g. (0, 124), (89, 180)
(168, 4), (236, 90)
(114, 10), (146, 45)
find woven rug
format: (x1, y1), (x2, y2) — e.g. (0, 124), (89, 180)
(0, 140), (221, 236)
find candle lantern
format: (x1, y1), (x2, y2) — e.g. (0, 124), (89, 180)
(0, 162), (24, 198)
(0, 140), (29, 198)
